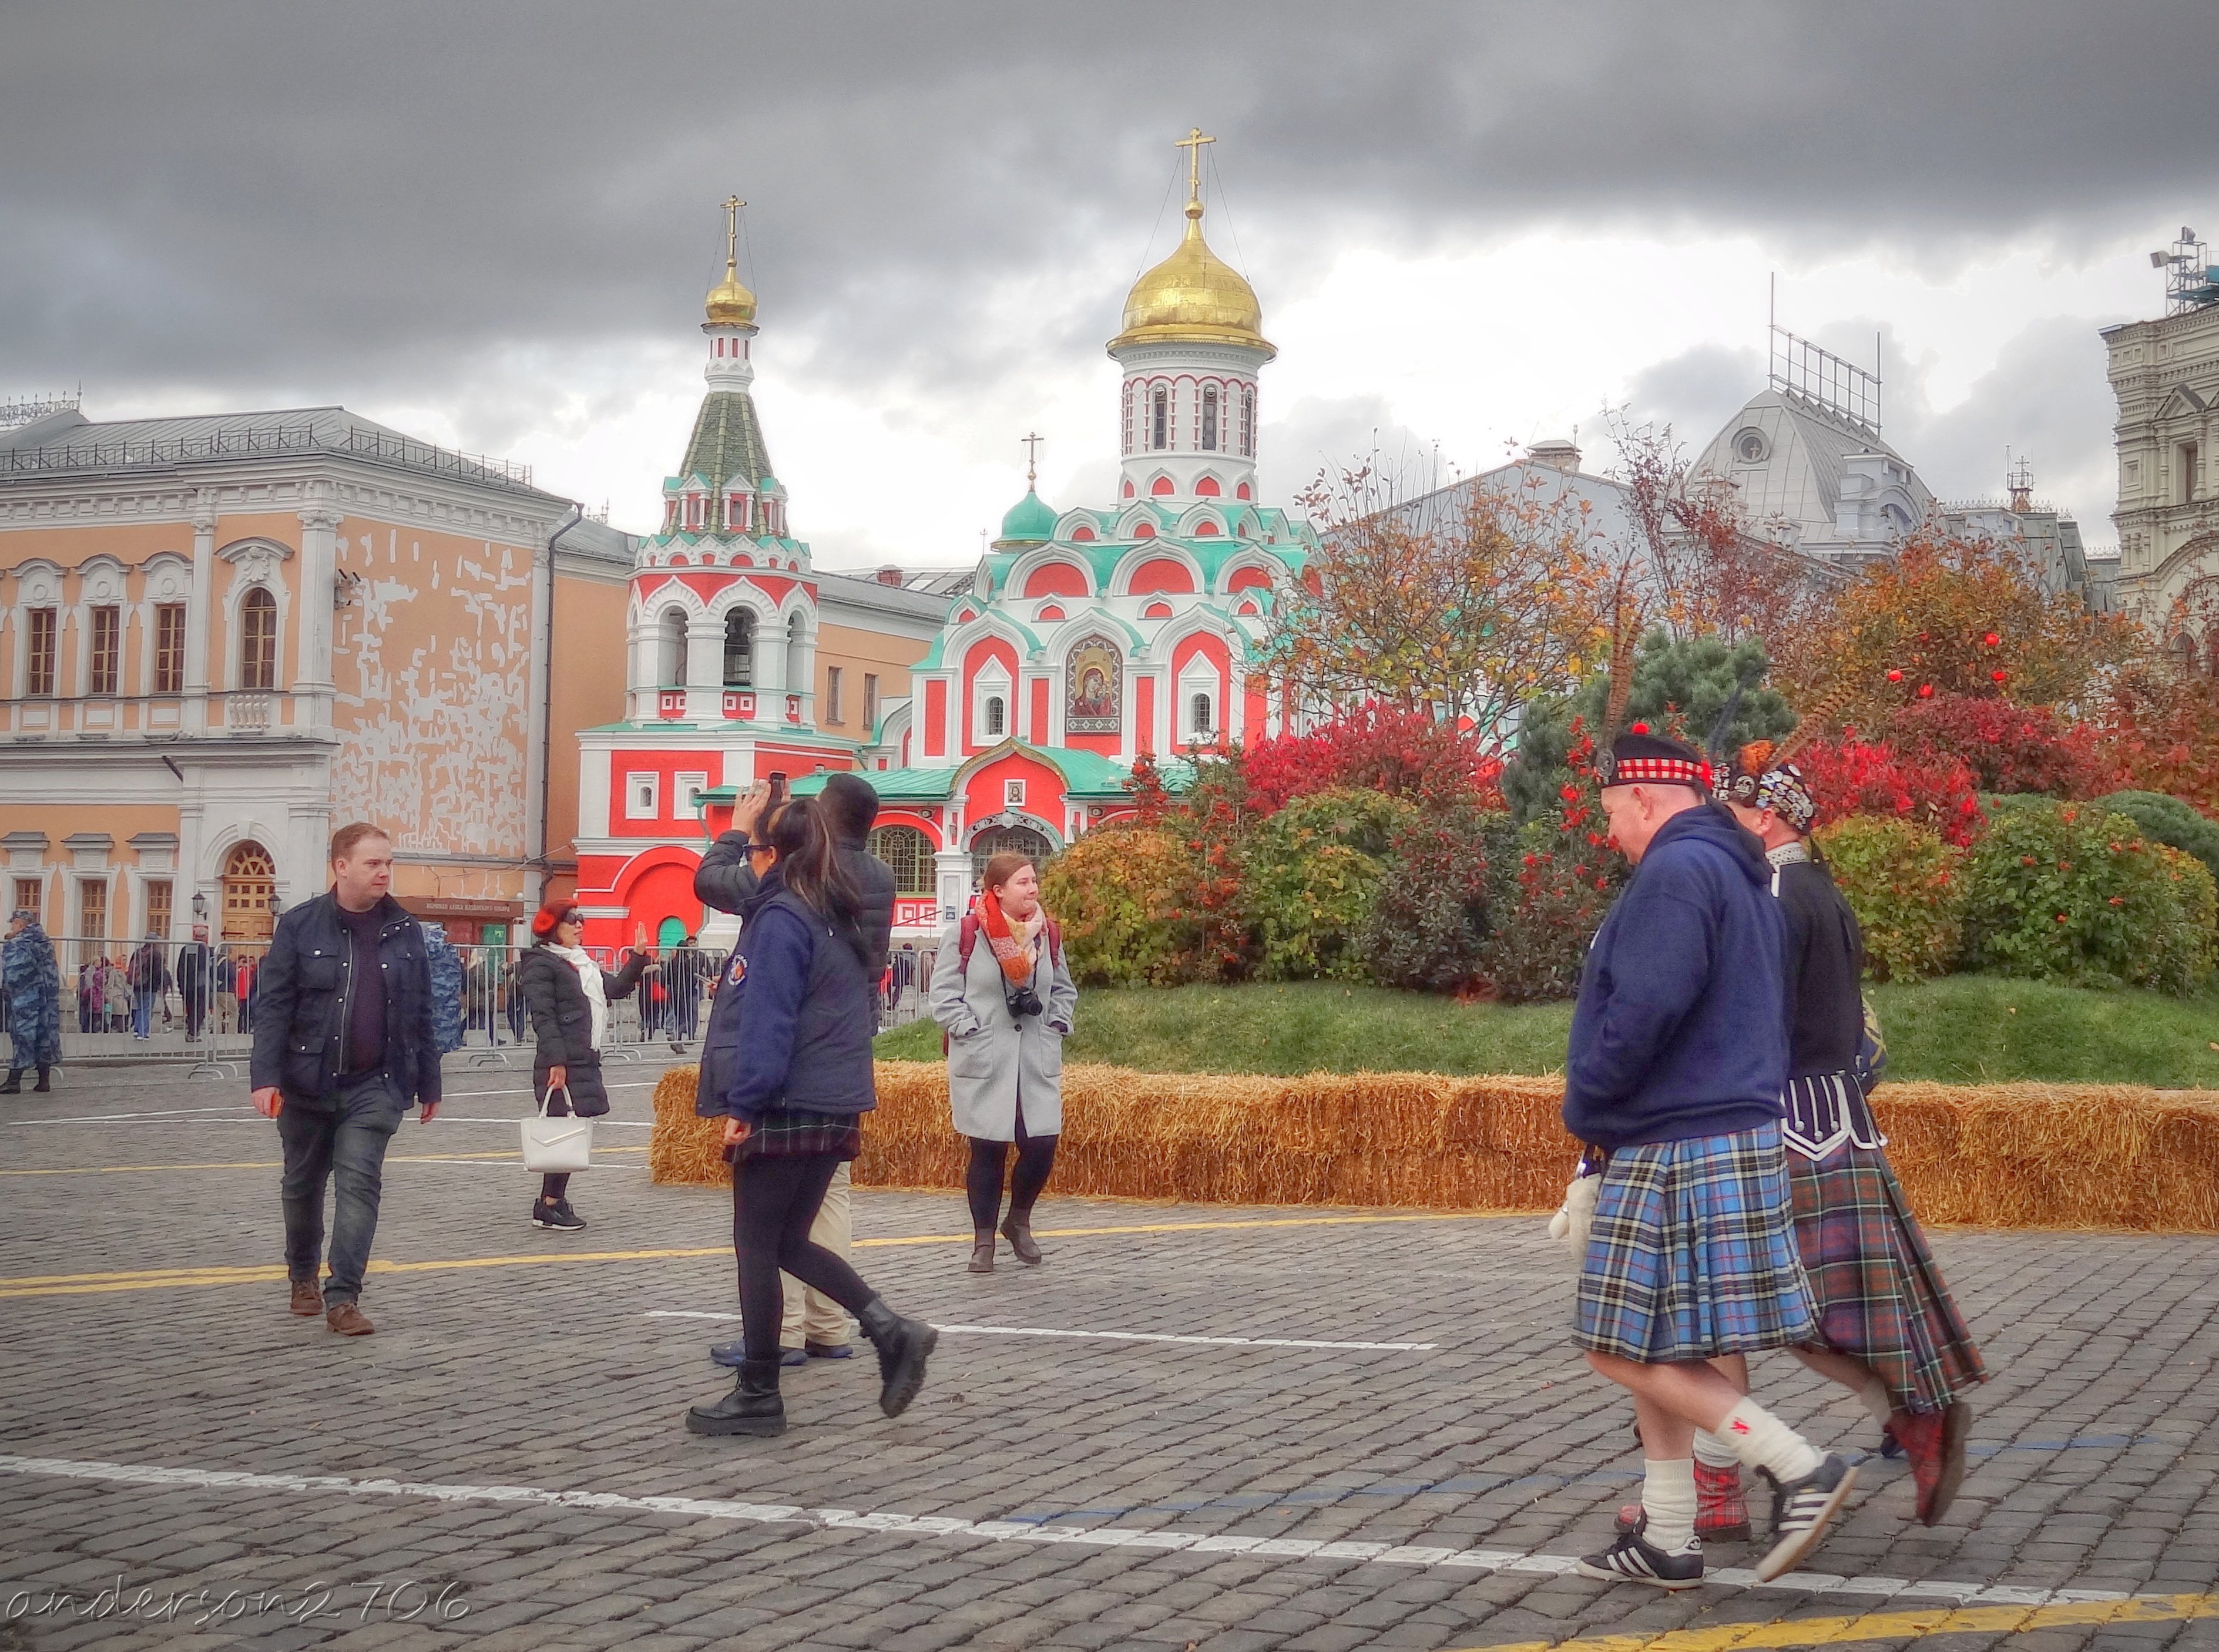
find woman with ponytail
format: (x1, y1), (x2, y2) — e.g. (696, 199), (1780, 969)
(686, 797), (936, 1437)
(516, 904), (652, 1230)
(930, 852), (1079, 1273)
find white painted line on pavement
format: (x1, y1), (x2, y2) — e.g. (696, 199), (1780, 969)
(650, 1309), (1422, 1352)
(0, 1452), (2124, 1607)
(7, 1084), (668, 1124)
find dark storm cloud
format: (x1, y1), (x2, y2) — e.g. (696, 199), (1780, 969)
(2, 1), (2211, 405)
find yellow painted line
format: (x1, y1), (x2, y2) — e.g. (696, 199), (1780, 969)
(0, 1211), (1479, 1300)
(0, 1145), (649, 1176)
(1456, 1590), (2219, 1652)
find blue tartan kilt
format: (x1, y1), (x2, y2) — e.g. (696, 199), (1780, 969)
(1575, 1122), (1817, 1364)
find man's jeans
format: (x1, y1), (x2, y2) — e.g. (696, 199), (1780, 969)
(132, 989), (155, 1038)
(277, 1074), (405, 1305)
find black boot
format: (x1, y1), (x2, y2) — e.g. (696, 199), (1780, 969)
(33, 1067), (52, 1093)
(0, 1069), (21, 1094)
(857, 1297), (937, 1418)
(684, 1357), (785, 1437)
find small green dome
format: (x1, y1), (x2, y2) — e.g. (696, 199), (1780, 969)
(998, 486), (1058, 545)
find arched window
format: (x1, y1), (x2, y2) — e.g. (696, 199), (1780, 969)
(722, 610), (755, 687)
(1150, 386), (1169, 451)
(868, 825), (935, 895)
(983, 695), (1006, 738)
(1240, 386), (1255, 457)
(969, 824), (1052, 886)
(1201, 385), (1220, 452)
(1191, 692), (1214, 738)
(658, 607), (689, 686)
(786, 612), (807, 693)
(239, 587), (278, 690)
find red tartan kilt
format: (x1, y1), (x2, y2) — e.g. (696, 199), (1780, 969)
(1787, 1143), (1986, 1413)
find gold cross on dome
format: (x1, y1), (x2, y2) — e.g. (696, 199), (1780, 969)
(722, 195), (746, 263)
(1176, 127), (1215, 204)
(1021, 431), (1044, 485)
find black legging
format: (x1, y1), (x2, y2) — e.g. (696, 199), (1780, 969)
(733, 1153), (876, 1362)
(966, 1104), (1058, 1231)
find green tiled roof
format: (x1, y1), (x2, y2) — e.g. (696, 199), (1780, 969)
(680, 391), (773, 496)
(790, 767), (956, 802)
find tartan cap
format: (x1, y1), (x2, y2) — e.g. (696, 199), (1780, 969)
(1597, 728), (1713, 791)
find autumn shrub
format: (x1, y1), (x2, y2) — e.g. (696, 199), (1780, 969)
(1040, 825), (1204, 988)
(1243, 788), (1416, 982)
(2085, 663), (2219, 815)
(1360, 805), (1520, 992)
(1812, 817), (1968, 982)
(2090, 790), (2219, 878)
(1962, 801), (2216, 995)
(1476, 726), (1626, 1001)
(1242, 701), (1503, 815)
(1882, 693), (2104, 798)
(1797, 736), (1986, 847)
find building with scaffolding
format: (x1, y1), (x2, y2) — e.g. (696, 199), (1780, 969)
(2106, 226), (2219, 644)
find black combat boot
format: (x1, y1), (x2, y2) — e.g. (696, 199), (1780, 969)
(856, 1298), (937, 1418)
(0, 1069), (21, 1094)
(33, 1067), (52, 1093)
(684, 1358), (785, 1437)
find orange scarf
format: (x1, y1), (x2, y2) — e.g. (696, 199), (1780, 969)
(978, 889), (1044, 986)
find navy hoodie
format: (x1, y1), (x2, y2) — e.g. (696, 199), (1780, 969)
(1562, 802), (1789, 1149)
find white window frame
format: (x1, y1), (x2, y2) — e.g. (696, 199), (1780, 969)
(625, 772), (660, 821)
(1179, 656), (1222, 744)
(972, 657), (1012, 746)
(674, 771), (709, 815)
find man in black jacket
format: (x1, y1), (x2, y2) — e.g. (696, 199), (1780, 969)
(696, 771), (894, 1365)
(251, 824), (440, 1336)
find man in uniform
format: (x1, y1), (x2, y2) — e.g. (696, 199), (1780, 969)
(1566, 728), (1857, 1589)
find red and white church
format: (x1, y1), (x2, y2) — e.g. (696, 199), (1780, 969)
(837, 143), (1321, 942)
(572, 151), (1320, 950)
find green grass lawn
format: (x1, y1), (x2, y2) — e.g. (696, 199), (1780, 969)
(874, 975), (2219, 1087)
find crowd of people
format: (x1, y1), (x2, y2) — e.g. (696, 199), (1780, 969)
(3, 726), (1983, 1589)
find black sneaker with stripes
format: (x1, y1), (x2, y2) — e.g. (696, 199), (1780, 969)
(1575, 1527), (1704, 1590)
(1754, 1452), (1858, 1582)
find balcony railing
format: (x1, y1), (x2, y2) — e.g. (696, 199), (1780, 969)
(0, 421), (536, 492)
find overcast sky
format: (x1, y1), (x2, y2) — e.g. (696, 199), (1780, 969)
(5, 2), (2213, 568)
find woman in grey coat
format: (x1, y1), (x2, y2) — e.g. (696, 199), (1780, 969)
(929, 852), (1079, 1273)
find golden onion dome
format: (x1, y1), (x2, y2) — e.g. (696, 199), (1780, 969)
(704, 257), (758, 327)
(1109, 197), (1273, 357)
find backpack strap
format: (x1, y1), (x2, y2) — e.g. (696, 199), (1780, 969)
(956, 914), (980, 969)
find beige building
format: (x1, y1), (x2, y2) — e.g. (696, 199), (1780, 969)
(2105, 227), (2219, 644)
(0, 399), (632, 953)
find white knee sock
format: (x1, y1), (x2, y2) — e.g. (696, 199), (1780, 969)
(1640, 1458), (1697, 1552)
(1693, 1428), (1740, 1470)
(1718, 1397), (1823, 1482)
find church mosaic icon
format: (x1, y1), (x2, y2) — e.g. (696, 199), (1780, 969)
(1065, 636), (1123, 732)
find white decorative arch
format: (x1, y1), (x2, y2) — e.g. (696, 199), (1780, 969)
(1111, 542), (1204, 597)
(1006, 543), (1097, 598)
(218, 540), (291, 693)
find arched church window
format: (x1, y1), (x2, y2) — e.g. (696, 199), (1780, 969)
(983, 695), (1006, 738)
(868, 826), (935, 895)
(1201, 385), (1219, 452)
(969, 824), (1052, 887)
(239, 587), (278, 690)
(1150, 386), (1169, 451)
(1240, 386), (1255, 457)
(659, 607), (689, 687)
(785, 611), (807, 692)
(722, 610), (755, 687)
(1191, 692), (1214, 737)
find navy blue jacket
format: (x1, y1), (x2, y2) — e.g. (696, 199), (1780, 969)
(1563, 803), (1788, 1149)
(250, 892), (439, 1107)
(697, 869), (877, 1120)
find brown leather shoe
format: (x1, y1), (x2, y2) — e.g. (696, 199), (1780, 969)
(326, 1301), (375, 1336)
(288, 1278), (323, 1317)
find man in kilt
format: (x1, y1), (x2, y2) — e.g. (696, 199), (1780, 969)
(1723, 748), (1986, 1526)
(1566, 730), (1856, 1589)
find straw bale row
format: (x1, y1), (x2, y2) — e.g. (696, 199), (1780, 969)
(649, 1063), (2219, 1233)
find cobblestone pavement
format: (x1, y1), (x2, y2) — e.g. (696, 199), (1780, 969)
(3, 1062), (2217, 1651)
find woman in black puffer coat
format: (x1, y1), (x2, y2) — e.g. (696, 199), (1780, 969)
(516, 902), (652, 1231)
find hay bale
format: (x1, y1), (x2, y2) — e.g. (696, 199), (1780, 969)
(647, 1057), (2219, 1232)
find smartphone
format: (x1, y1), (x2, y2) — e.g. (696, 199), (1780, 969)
(767, 771), (788, 807)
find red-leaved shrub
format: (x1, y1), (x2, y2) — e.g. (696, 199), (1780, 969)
(1882, 693), (2104, 798)
(1797, 735), (1986, 847)
(1242, 702), (1503, 815)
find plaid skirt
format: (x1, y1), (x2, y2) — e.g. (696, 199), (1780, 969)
(1575, 1122), (1817, 1364)
(1789, 1141), (1986, 1413)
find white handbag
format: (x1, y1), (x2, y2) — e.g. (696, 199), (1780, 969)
(521, 1084), (594, 1173)
(1547, 1160), (1602, 1262)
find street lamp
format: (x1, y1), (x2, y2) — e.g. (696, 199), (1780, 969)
(192, 890), (208, 925)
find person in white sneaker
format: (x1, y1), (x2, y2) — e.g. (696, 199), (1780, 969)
(1564, 730), (1857, 1589)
